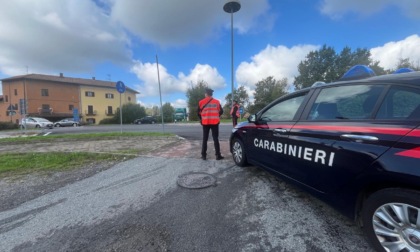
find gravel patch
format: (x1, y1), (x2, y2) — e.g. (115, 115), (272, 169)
(0, 136), (182, 212)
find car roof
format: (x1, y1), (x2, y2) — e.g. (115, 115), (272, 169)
(339, 71), (420, 85)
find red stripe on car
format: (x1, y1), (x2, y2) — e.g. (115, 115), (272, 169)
(395, 147), (420, 159)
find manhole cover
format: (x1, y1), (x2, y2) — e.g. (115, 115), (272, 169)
(177, 172), (217, 189)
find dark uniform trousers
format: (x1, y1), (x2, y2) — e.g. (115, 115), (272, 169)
(201, 124), (221, 157)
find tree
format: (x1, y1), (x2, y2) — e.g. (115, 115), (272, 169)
(294, 45), (386, 90)
(294, 45), (337, 90)
(222, 86), (250, 118)
(186, 80), (208, 121)
(392, 58), (420, 71)
(110, 103), (146, 124)
(162, 102), (175, 122)
(248, 76), (287, 114)
(152, 105), (159, 116)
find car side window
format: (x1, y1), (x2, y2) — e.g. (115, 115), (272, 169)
(260, 93), (307, 122)
(308, 85), (384, 120)
(376, 86), (420, 120)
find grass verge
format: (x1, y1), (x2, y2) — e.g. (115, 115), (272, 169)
(0, 152), (131, 177)
(0, 132), (176, 177)
(0, 131), (174, 144)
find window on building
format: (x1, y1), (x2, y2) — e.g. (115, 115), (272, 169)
(15, 103), (18, 110)
(41, 89), (49, 96)
(69, 104), (74, 111)
(85, 91), (95, 97)
(42, 104), (50, 110)
(86, 118), (96, 124)
(128, 96), (131, 102)
(107, 106), (113, 115)
(5, 95), (8, 102)
(14, 89), (17, 96)
(87, 105), (94, 115)
(105, 93), (114, 99)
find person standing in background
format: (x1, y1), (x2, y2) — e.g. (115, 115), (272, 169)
(230, 100), (240, 127)
(197, 88), (224, 160)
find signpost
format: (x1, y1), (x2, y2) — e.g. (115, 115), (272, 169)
(73, 108), (79, 122)
(19, 99), (27, 133)
(116, 81), (126, 133)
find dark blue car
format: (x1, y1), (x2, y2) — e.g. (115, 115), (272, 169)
(134, 116), (157, 124)
(230, 66), (420, 252)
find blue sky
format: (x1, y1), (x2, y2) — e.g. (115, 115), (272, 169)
(0, 0), (419, 109)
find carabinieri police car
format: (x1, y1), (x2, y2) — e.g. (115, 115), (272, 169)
(230, 65), (420, 252)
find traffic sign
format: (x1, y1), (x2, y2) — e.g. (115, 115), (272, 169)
(239, 107), (244, 114)
(116, 81), (126, 93)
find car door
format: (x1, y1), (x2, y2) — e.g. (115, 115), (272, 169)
(245, 90), (311, 175)
(288, 83), (420, 194)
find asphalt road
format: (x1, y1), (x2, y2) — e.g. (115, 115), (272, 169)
(47, 122), (234, 141)
(0, 124), (375, 251)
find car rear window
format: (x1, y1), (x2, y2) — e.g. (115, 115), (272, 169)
(308, 84), (384, 120)
(376, 86), (420, 120)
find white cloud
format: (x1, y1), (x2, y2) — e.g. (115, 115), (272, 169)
(0, 0), (131, 76)
(236, 44), (319, 90)
(171, 99), (188, 109)
(131, 61), (226, 97)
(110, 0), (273, 46)
(320, 0), (420, 19)
(370, 35), (420, 70)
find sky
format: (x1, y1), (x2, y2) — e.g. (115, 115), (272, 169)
(0, 0), (419, 109)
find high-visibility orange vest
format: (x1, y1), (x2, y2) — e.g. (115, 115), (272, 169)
(199, 97), (221, 125)
(230, 104), (240, 118)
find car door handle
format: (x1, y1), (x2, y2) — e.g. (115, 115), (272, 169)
(273, 129), (288, 134)
(341, 134), (379, 142)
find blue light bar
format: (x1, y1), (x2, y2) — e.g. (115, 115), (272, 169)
(393, 68), (414, 74)
(339, 65), (376, 81)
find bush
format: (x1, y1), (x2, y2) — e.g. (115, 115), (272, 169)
(99, 118), (117, 124)
(0, 122), (18, 130)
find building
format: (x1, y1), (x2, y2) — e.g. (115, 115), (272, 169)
(0, 73), (139, 124)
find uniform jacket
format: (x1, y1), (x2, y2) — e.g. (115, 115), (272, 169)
(198, 97), (223, 125)
(230, 104), (240, 118)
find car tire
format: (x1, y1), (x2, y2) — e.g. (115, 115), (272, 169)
(137, 121), (141, 125)
(232, 138), (247, 167)
(72, 123), (77, 127)
(35, 125), (41, 128)
(152, 121), (155, 124)
(361, 188), (420, 252)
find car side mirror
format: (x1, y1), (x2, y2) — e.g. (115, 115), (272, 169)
(248, 114), (256, 123)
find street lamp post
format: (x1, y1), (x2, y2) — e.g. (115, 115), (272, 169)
(223, 0), (241, 107)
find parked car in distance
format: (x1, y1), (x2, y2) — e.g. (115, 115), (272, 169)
(134, 116), (157, 124)
(54, 118), (80, 127)
(19, 117), (54, 129)
(230, 65), (420, 252)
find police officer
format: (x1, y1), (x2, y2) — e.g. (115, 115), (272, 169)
(230, 100), (240, 127)
(198, 88), (224, 160)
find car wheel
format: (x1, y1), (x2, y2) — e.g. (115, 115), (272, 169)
(72, 123), (77, 127)
(232, 138), (247, 167)
(152, 121), (155, 124)
(361, 188), (420, 252)
(35, 125), (41, 128)
(137, 121), (141, 125)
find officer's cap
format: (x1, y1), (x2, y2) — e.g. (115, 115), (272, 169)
(205, 88), (214, 95)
